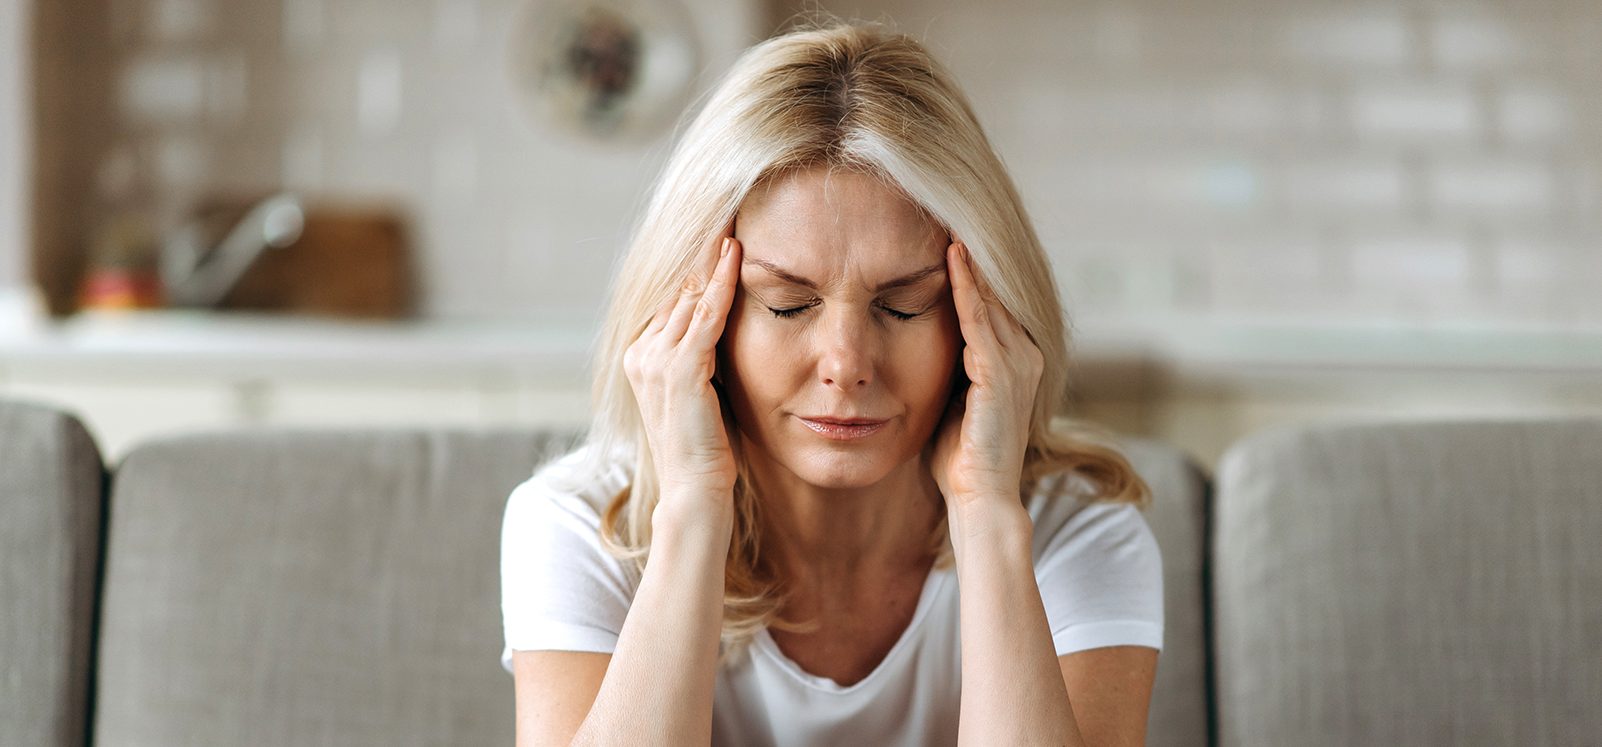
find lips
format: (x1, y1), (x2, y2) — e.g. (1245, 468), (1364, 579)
(798, 416), (888, 440)
(801, 416), (887, 425)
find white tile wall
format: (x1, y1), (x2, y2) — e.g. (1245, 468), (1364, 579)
(1348, 80), (1481, 141)
(0, 0), (26, 294)
(863, 0), (1602, 331)
(1282, 7), (1414, 67)
(146, 0), (212, 43)
(1280, 157), (1410, 215)
(93, 0), (762, 321)
(1427, 157), (1555, 217)
(1494, 81), (1572, 144)
(94, 0), (1601, 332)
(120, 55), (208, 123)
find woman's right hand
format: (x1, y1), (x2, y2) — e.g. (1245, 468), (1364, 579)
(622, 227), (742, 513)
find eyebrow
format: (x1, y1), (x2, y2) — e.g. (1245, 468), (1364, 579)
(743, 258), (946, 292)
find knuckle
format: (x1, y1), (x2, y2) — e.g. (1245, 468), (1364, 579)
(626, 343), (664, 381)
(692, 296), (718, 324)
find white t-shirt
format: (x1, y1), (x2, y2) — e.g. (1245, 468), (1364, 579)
(500, 444), (1164, 746)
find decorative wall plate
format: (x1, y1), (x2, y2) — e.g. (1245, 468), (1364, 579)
(507, 0), (702, 143)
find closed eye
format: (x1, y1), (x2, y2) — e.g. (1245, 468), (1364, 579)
(769, 303), (920, 321)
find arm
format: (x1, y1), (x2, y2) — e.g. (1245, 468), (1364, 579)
(569, 498), (732, 745)
(951, 501), (1084, 746)
(1058, 646), (1158, 747)
(934, 241), (1156, 742)
(513, 650), (610, 746)
(532, 227), (740, 744)
(951, 501), (1159, 746)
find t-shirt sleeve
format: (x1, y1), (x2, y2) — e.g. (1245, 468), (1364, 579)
(499, 462), (637, 674)
(1034, 499), (1165, 656)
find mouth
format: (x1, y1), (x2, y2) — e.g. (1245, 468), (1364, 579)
(797, 416), (888, 441)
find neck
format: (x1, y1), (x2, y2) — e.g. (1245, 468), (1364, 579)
(746, 447), (945, 588)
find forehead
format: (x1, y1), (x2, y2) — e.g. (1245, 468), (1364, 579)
(736, 168), (947, 272)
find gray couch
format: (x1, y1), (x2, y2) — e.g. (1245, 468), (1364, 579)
(3, 395), (1598, 746)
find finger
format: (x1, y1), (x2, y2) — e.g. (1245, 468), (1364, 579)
(644, 292), (676, 335)
(693, 216), (737, 280)
(948, 243), (1003, 356)
(956, 242), (1022, 351)
(984, 294), (1022, 351)
(665, 221), (737, 340)
(661, 270), (705, 344)
(683, 236), (741, 351)
(968, 249), (997, 297)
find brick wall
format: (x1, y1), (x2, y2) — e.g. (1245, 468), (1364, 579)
(803, 0), (1602, 331)
(41, 0), (763, 320)
(0, 0), (26, 290)
(39, 0), (1602, 331)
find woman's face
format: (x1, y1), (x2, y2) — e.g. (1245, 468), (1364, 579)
(718, 167), (963, 490)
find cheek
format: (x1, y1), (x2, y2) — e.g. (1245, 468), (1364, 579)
(893, 321), (963, 404)
(717, 304), (789, 396)
(924, 305), (963, 369)
(720, 303), (765, 361)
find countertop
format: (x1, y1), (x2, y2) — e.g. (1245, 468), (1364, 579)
(3, 309), (1601, 382)
(0, 310), (594, 380)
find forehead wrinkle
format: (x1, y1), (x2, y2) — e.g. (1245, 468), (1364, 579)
(743, 256), (945, 293)
(737, 169), (950, 292)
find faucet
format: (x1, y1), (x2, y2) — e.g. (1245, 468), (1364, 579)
(161, 192), (305, 308)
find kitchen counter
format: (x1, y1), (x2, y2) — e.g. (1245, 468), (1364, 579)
(3, 309), (1599, 466)
(4, 309), (1601, 378)
(0, 310), (595, 382)
(1080, 317), (1602, 376)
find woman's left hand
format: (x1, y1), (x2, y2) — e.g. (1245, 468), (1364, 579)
(928, 241), (1044, 518)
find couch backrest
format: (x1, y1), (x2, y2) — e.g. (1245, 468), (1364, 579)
(1118, 436), (1213, 747)
(1212, 417), (1602, 745)
(94, 426), (582, 746)
(0, 398), (106, 747)
(92, 423), (1210, 745)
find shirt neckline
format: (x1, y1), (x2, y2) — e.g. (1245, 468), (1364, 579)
(753, 564), (950, 695)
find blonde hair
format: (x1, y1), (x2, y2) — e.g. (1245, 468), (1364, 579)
(548, 18), (1150, 666)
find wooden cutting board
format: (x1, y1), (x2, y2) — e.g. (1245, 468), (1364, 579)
(189, 196), (417, 319)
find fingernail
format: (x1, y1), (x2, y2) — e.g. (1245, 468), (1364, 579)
(720, 237), (731, 258)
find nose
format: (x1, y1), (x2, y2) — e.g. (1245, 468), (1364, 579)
(815, 307), (875, 389)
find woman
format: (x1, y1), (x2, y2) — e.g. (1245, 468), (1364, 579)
(501, 19), (1163, 746)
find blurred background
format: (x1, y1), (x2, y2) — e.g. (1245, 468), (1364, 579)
(1, 0), (1599, 466)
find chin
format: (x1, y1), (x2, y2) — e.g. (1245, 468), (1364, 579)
(784, 446), (901, 489)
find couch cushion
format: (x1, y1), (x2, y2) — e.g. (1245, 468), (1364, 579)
(94, 426), (581, 746)
(1213, 418), (1602, 745)
(1116, 435), (1213, 747)
(0, 398), (106, 747)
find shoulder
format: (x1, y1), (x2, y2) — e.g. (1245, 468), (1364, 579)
(499, 443), (641, 664)
(1026, 469), (1165, 654)
(506, 442), (631, 519)
(1024, 470), (1160, 570)
(503, 441), (634, 533)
